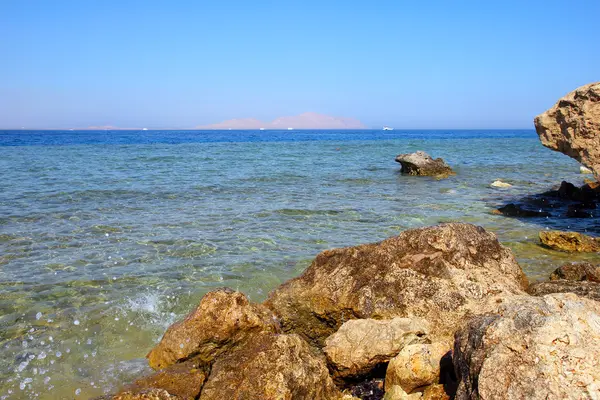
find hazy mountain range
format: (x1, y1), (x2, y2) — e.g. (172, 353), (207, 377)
(195, 112), (367, 130)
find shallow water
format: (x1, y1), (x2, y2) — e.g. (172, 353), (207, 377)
(0, 129), (598, 399)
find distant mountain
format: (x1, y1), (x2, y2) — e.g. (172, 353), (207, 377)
(196, 112), (367, 130)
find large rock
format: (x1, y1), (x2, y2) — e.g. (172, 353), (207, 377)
(198, 332), (341, 400)
(453, 293), (600, 399)
(550, 262), (600, 282)
(534, 82), (600, 180)
(395, 151), (454, 178)
(385, 343), (450, 394)
(147, 288), (279, 370)
(265, 223), (528, 347)
(528, 280), (600, 301)
(539, 230), (600, 252)
(323, 317), (428, 382)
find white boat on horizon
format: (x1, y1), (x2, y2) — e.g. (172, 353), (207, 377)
(142, 128), (148, 131)
(287, 127), (294, 130)
(260, 128), (265, 130)
(383, 126), (393, 131)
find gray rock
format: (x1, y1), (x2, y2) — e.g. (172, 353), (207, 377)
(453, 293), (600, 399)
(528, 280), (600, 301)
(550, 262), (600, 282)
(395, 151), (454, 177)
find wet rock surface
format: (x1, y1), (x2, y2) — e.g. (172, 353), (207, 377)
(324, 317), (428, 382)
(266, 223), (528, 347)
(492, 203), (550, 218)
(535, 82), (600, 180)
(198, 332), (341, 400)
(146, 288), (279, 370)
(453, 293), (600, 400)
(539, 230), (600, 252)
(394, 151), (454, 178)
(550, 262), (600, 282)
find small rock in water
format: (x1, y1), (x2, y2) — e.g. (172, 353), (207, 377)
(35, 312), (42, 320)
(75, 388), (81, 396)
(490, 180), (512, 188)
(581, 165), (593, 174)
(73, 320), (80, 326)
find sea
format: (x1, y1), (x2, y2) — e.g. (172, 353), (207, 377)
(0, 129), (598, 399)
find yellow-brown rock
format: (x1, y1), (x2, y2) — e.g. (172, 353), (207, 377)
(539, 230), (600, 253)
(385, 343), (450, 393)
(147, 288), (279, 370)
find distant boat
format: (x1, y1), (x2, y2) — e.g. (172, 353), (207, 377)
(383, 126), (393, 131)
(259, 128), (265, 131)
(142, 128), (148, 131)
(287, 127), (294, 130)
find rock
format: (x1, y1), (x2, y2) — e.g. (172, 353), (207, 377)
(118, 358), (209, 400)
(581, 165), (593, 174)
(111, 389), (179, 400)
(490, 180), (511, 188)
(394, 151), (454, 178)
(539, 230), (600, 252)
(385, 343), (449, 394)
(493, 203), (550, 218)
(528, 280), (600, 301)
(534, 82), (600, 180)
(453, 293), (600, 400)
(383, 385), (422, 400)
(566, 203), (595, 218)
(265, 223), (528, 348)
(422, 384), (451, 400)
(198, 332), (341, 400)
(324, 317), (428, 382)
(550, 262), (600, 282)
(147, 288), (279, 370)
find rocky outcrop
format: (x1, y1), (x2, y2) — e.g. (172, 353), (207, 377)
(534, 82), (600, 180)
(385, 343), (450, 394)
(492, 203), (550, 218)
(147, 288), (279, 370)
(323, 317), (428, 382)
(266, 223), (528, 347)
(394, 151), (454, 178)
(550, 262), (600, 282)
(453, 293), (600, 399)
(539, 230), (600, 252)
(198, 332), (341, 400)
(528, 280), (600, 301)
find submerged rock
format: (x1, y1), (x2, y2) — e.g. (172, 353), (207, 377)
(534, 82), (600, 180)
(490, 180), (512, 188)
(453, 293), (600, 400)
(385, 343), (449, 394)
(323, 317), (428, 382)
(147, 288), (279, 370)
(550, 262), (600, 282)
(199, 332), (341, 400)
(528, 280), (600, 301)
(493, 203), (550, 218)
(539, 230), (600, 252)
(265, 223), (528, 347)
(394, 151), (454, 178)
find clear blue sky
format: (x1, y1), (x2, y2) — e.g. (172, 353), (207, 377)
(1, 0), (598, 129)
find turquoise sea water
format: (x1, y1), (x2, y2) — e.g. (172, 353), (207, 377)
(0, 129), (598, 399)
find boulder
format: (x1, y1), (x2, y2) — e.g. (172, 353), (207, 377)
(147, 288), (279, 370)
(383, 385), (422, 400)
(539, 230), (600, 252)
(198, 332), (341, 400)
(394, 151), (454, 177)
(323, 317), (428, 382)
(385, 343), (450, 394)
(534, 82), (600, 180)
(581, 165), (593, 174)
(265, 223), (528, 348)
(550, 262), (600, 282)
(528, 280), (600, 301)
(453, 293), (600, 399)
(422, 384), (451, 400)
(117, 358), (209, 400)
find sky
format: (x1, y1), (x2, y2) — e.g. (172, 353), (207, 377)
(1, 0), (599, 129)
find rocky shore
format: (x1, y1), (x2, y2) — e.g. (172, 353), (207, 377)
(100, 84), (600, 399)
